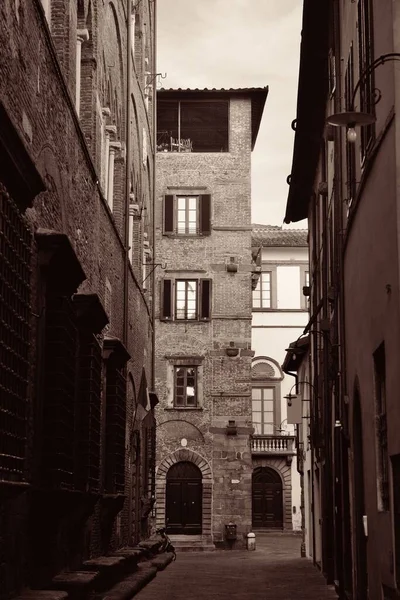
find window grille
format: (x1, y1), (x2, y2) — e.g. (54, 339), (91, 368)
(43, 295), (77, 489)
(0, 184), (32, 482)
(105, 365), (126, 493)
(75, 332), (102, 492)
(143, 419), (156, 498)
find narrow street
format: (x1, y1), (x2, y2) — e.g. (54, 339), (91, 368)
(135, 533), (338, 600)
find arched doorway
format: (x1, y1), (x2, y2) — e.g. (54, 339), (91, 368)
(166, 461), (202, 534)
(252, 467), (283, 528)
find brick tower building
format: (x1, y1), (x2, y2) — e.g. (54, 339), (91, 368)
(154, 87), (268, 548)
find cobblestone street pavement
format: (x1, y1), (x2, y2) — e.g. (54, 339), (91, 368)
(135, 533), (338, 600)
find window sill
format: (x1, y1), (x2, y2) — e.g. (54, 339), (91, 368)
(252, 308), (308, 313)
(157, 151), (230, 155)
(164, 407), (203, 411)
(162, 233), (210, 238)
(160, 319), (211, 323)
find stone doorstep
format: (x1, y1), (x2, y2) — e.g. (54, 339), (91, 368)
(137, 539), (163, 554)
(81, 556), (127, 592)
(16, 592), (69, 600)
(174, 544), (215, 553)
(82, 557), (125, 570)
(149, 552), (175, 571)
(52, 571), (99, 590)
(95, 564), (158, 600)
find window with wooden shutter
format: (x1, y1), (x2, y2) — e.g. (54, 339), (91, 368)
(163, 194), (211, 236)
(199, 194), (211, 235)
(199, 279), (212, 320)
(163, 195), (174, 234)
(161, 279), (173, 320)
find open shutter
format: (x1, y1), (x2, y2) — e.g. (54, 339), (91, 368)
(161, 279), (173, 320)
(199, 279), (212, 320)
(199, 194), (211, 235)
(163, 195), (174, 234)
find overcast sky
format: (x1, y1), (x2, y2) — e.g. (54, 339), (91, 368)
(157, 0), (306, 228)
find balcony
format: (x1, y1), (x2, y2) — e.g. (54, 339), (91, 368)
(251, 435), (296, 458)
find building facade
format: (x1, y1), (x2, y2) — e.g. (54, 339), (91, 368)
(0, 1), (156, 598)
(285, 0), (400, 598)
(251, 224), (308, 532)
(154, 87), (268, 548)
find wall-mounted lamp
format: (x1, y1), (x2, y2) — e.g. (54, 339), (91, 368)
(326, 53), (400, 143)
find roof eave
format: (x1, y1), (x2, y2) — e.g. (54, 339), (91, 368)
(284, 0), (330, 224)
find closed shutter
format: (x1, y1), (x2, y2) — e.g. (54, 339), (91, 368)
(163, 195), (174, 234)
(199, 194), (211, 235)
(199, 279), (212, 320)
(161, 279), (173, 320)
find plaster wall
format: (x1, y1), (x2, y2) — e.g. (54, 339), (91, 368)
(344, 126), (400, 597)
(251, 243), (308, 530)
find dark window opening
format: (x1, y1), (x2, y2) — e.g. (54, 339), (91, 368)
(75, 333), (102, 493)
(358, 0), (375, 158)
(43, 295), (78, 489)
(345, 47), (356, 207)
(374, 343), (389, 511)
(157, 100), (229, 153)
(105, 363), (126, 494)
(0, 184), (32, 482)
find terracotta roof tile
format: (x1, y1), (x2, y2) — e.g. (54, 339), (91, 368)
(159, 87), (268, 93)
(252, 224), (308, 247)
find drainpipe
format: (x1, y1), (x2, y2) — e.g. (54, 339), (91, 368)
(123, 0), (132, 348)
(151, 0), (157, 392)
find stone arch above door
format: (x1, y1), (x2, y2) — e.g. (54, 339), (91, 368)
(157, 448), (212, 481)
(252, 458), (292, 529)
(155, 449), (212, 539)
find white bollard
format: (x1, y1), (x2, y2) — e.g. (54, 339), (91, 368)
(247, 532), (256, 551)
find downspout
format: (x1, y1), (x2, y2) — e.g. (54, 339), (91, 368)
(123, 0), (132, 348)
(151, 0), (157, 392)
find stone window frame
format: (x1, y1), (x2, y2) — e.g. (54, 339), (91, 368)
(251, 357), (284, 434)
(252, 270), (273, 310)
(251, 383), (282, 435)
(164, 355), (204, 411)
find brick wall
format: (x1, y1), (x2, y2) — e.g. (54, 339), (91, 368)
(0, 0), (156, 596)
(155, 95), (255, 547)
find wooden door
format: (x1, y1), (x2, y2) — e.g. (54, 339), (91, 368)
(252, 467), (283, 528)
(166, 462), (202, 534)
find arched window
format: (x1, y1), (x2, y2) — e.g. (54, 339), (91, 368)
(251, 357), (283, 435)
